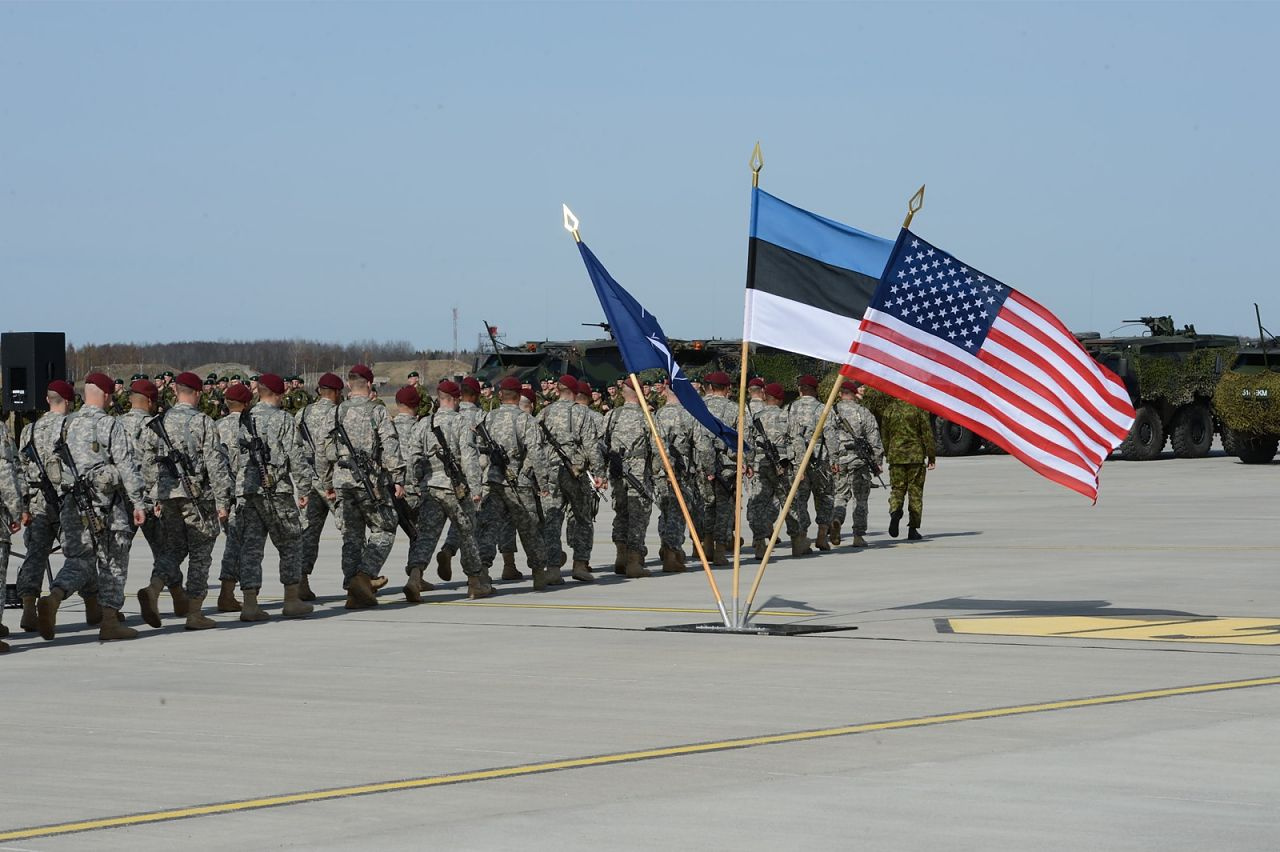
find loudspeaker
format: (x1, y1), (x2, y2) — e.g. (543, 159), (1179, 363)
(2, 332), (67, 413)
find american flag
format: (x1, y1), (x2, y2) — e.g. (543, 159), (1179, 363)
(842, 229), (1136, 501)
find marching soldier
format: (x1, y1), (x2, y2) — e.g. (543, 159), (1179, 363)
(135, 372), (233, 630)
(0, 411), (26, 652)
(37, 373), (149, 642)
(404, 379), (492, 600)
(787, 375), (837, 555)
(880, 397), (936, 541)
(827, 380), (883, 548)
(116, 379), (173, 613)
(535, 375), (601, 584)
(437, 377), (505, 579)
(391, 384), (428, 593)
(653, 380), (699, 573)
(747, 383), (801, 558)
(698, 371), (737, 565)
(229, 373), (315, 620)
(602, 380), (655, 578)
(329, 364), (404, 608)
(747, 377), (766, 417)
(294, 372), (344, 600)
(213, 382), (253, 611)
(15, 380), (73, 631)
(572, 380), (606, 570)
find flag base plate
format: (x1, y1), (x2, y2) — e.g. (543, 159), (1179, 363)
(646, 622), (857, 636)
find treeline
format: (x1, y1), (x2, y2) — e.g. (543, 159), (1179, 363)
(67, 339), (469, 377)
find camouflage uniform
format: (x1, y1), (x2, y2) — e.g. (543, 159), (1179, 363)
(880, 399), (935, 530)
(827, 399), (883, 537)
(653, 399), (699, 554)
(407, 409), (484, 576)
(49, 406), (148, 610)
(140, 403), (233, 598)
(283, 386), (313, 416)
(214, 414), (246, 584)
(747, 404), (800, 539)
(787, 394), (837, 533)
(568, 399), (605, 564)
(474, 403), (549, 575)
(535, 398), (599, 569)
(700, 394), (738, 550)
(295, 397), (343, 581)
(232, 402), (314, 591)
(391, 410), (422, 572)
(116, 407), (163, 574)
(443, 400), (485, 557)
(199, 390), (223, 420)
(17, 414), (64, 599)
(158, 384), (177, 414)
(330, 395), (402, 584)
(602, 402), (654, 554)
(0, 423), (25, 633)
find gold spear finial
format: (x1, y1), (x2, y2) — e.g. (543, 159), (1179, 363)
(562, 203), (581, 243)
(903, 184), (925, 229)
(750, 142), (763, 188)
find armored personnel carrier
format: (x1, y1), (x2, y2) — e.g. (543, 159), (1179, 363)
(1213, 309), (1279, 464)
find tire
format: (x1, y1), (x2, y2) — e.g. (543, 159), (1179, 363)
(1170, 404), (1214, 458)
(934, 418), (979, 456)
(1236, 435), (1279, 465)
(1118, 405), (1165, 461)
(1221, 425), (1239, 456)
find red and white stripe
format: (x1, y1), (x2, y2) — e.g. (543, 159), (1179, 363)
(843, 290), (1135, 501)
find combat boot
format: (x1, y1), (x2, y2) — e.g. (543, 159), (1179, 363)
(851, 534), (868, 548)
(137, 576), (165, 628)
(790, 535), (812, 557)
(20, 596), (38, 632)
(661, 547), (684, 573)
(501, 553), (524, 582)
(436, 547), (454, 581)
(676, 548), (688, 568)
(907, 527), (923, 541)
(217, 579), (242, 612)
(888, 511), (902, 538)
(344, 573), (378, 609)
(370, 575), (389, 591)
(752, 539), (767, 560)
(281, 584), (313, 618)
(829, 523), (842, 546)
(711, 541), (729, 567)
(168, 583), (190, 617)
(36, 588), (63, 640)
(298, 574), (316, 602)
(240, 590), (271, 622)
(816, 525), (832, 551)
(531, 565), (548, 591)
(98, 608), (138, 641)
(184, 595), (217, 630)
(545, 560), (565, 586)
(613, 542), (627, 575)
(625, 550), (651, 579)
(83, 593), (103, 626)
(571, 560), (594, 583)
(403, 565), (429, 603)
(467, 574), (495, 600)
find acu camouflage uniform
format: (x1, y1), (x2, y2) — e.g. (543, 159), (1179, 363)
(295, 397), (343, 581)
(747, 404), (801, 540)
(391, 410), (422, 573)
(653, 399), (701, 554)
(699, 394), (738, 549)
(827, 398), (883, 537)
(569, 400), (606, 564)
(116, 407), (163, 575)
(602, 402), (655, 555)
(214, 413), (247, 585)
(0, 423), (25, 630)
(474, 403), (549, 576)
(406, 409), (484, 577)
(535, 398), (600, 569)
(443, 400), (485, 557)
(880, 398), (935, 530)
(787, 394), (837, 534)
(16, 414), (64, 599)
(330, 395), (403, 584)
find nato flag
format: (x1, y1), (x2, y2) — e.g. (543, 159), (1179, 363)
(578, 240), (741, 450)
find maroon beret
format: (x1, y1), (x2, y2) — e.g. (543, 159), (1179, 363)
(258, 373), (286, 395)
(519, 387), (536, 403)
(85, 372), (114, 396)
(461, 376), (481, 395)
(175, 371), (203, 391)
(498, 376), (521, 392)
(748, 377), (765, 388)
(130, 379), (158, 401)
(764, 382), (786, 400)
(841, 380), (861, 393)
(348, 364), (374, 383)
(704, 371), (731, 387)
(225, 383), (253, 404)
(47, 380), (75, 401)
(437, 379), (460, 397)
(394, 385), (421, 408)
(316, 372), (343, 391)
(797, 374), (819, 389)
(558, 374), (578, 391)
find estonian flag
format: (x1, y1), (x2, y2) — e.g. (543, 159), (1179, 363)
(744, 188), (895, 364)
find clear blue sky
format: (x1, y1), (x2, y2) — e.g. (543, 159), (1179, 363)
(3, 2), (1276, 350)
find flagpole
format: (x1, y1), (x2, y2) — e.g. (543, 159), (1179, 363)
(731, 142), (765, 625)
(740, 184), (926, 626)
(631, 373), (731, 627)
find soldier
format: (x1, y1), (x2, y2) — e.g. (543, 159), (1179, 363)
(536, 375), (603, 584)
(747, 377), (766, 417)
(436, 377), (502, 579)
(404, 380), (492, 600)
(229, 373), (315, 620)
(294, 372), (344, 600)
(474, 376), (551, 589)
(134, 372), (233, 630)
(827, 380), (884, 548)
(116, 379), (173, 612)
(787, 375), (836, 555)
(213, 382), (254, 612)
(406, 371), (436, 418)
(880, 397), (936, 541)
(109, 378), (128, 415)
(200, 375), (222, 419)
(15, 380), (73, 631)
(0, 411), (26, 652)
(328, 364), (404, 608)
(37, 373), (149, 641)
(158, 371), (178, 413)
(602, 380), (656, 578)
(653, 380), (699, 573)
(698, 371), (737, 565)
(391, 384), (428, 593)
(747, 383), (801, 558)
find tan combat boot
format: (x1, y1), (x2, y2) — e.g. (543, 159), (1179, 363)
(571, 560), (594, 583)
(168, 583), (190, 617)
(137, 576), (165, 628)
(281, 584), (313, 618)
(711, 541), (729, 566)
(545, 558), (565, 586)
(37, 588), (65, 640)
(370, 575), (389, 591)
(661, 547), (684, 573)
(816, 525), (831, 551)
(436, 547), (454, 581)
(791, 534), (812, 557)
(829, 523), (842, 546)
(752, 539), (767, 560)
(98, 608), (138, 641)
(531, 565), (548, 591)
(613, 543), (627, 575)
(851, 534), (868, 548)
(217, 579), (243, 612)
(344, 573), (378, 609)
(240, 590), (271, 622)
(467, 574), (495, 600)
(83, 593), (103, 626)
(500, 552), (524, 582)
(625, 549), (651, 579)
(184, 595), (217, 630)
(21, 596), (38, 632)
(298, 573), (316, 602)
(403, 565), (428, 604)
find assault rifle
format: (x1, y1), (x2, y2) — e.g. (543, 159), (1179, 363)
(831, 406), (886, 488)
(53, 433), (106, 551)
(20, 439), (62, 515)
(751, 416), (791, 478)
(239, 411), (274, 490)
(331, 410), (400, 533)
(146, 415), (212, 525)
(475, 420), (545, 523)
(603, 437), (651, 501)
(430, 420), (470, 500)
(538, 419), (580, 478)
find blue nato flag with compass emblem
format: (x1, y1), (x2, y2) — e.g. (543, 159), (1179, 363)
(578, 240), (741, 450)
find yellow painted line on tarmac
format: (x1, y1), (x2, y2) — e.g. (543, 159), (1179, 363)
(946, 616), (1280, 646)
(4, 674), (1280, 842)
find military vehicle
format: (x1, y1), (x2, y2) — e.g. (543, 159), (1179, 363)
(1212, 307), (1279, 464)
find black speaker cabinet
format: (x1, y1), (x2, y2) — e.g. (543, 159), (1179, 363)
(2, 331), (67, 413)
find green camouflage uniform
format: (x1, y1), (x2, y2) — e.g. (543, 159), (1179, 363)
(880, 398), (935, 529)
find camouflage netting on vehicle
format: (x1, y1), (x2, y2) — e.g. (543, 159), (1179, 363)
(1214, 370), (1280, 436)
(1132, 348), (1234, 406)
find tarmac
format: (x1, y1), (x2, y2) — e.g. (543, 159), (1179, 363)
(3, 444), (1278, 850)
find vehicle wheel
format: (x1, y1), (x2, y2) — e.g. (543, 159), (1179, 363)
(1236, 435), (1279, 464)
(1170, 404), (1214, 458)
(1221, 425), (1239, 456)
(934, 418), (979, 456)
(1117, 405), (1165, 460)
